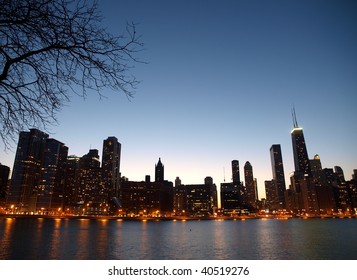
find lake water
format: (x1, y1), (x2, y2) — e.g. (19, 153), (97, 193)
(1, 217), (356, 260)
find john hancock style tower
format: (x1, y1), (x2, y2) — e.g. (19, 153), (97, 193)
(291, 108), (312, 177)
(290, 108), (318, 213)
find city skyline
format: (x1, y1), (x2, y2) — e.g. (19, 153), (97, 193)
(0, 0), (356, 199)
(2, 123), (356, 204)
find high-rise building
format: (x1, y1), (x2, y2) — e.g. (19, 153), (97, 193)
(7, 129), (49, 212)
(7, 129), (69, 213)
(155, 158), (164, 182)
(36, 138), (68, 212)
(63, 155), (80, 212)
(76, 149), (106, 215)
(204, 176), (218, 212)
(175, 177), (182, 187)
(102, 137), (121, 212)
(232, 160), (240, 184)
(221, 160), (247, 214)
(291, 110), (312, 177)
(290, 110), (318, 214)
(310, 154), (323, 182)
(244, 161), (256, 209)
(353, 170), (357, 181)
(264, 180), (277, 209)
(0, 164), (10, 204)
(334, 166), (345, 182)
(270, 144), (286, 209)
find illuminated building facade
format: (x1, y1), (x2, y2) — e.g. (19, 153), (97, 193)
(7, 129), (49, 212)
(76, 149), (107, 215)
(173, 177), (217, 216)
(288, 109), (318, 214)
(36, 138), (68, 212)
(221, 160), (247, 214)
(121, 176), (173, 216)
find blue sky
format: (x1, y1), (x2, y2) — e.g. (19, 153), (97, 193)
(1, 0), (356, 199)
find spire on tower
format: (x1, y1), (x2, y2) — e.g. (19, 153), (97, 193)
(292, 106), (299, 128)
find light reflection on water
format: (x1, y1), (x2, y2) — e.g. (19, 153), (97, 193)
(0, 218), (356, 260)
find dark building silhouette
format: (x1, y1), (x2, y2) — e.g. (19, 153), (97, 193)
(232, 160), (240, 184)
(310, 154), (323, 182)
(173, 177), (217, 216)
(308, 155), (336, 213)
(155, 158), (164, 182)
(244, 161), (257, 209)
(347, 177), (357, 211)
(7, 129), (69, 213)
(270, 144), (286, 209)
(289, 110), (318, 214)
(36, 138), (68, 213)
(102, 137), (121, 213)
(120, 159), (173, 215)
(221, 182), (247, 214)
(7, 129), (49, 212)
(121, 177), (173, 216)
(76, 149), (106, 215)
(175, 177), (182, 187)
(205, 176), (218, 212)
(264, 180), (277, 210)
(63, 155), (80, 213)
(332, 166), (351, 211)
(316, 168), (337, 212)
(221, 162), (247, 214)
(291, 109), (312, 177)
(173, 184), (187, 214)
(0, 164), (10, 205)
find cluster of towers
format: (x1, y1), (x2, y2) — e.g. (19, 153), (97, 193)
(1, 111), (356, 216)
(264, 110), (357, 215)
(1, 129), (122, 215)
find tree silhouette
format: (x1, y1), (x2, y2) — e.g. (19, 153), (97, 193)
(0, 0), (143, 147)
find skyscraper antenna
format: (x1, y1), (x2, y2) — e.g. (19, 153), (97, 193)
(292, 105), (299, 128)
(223, 167), (226, 182)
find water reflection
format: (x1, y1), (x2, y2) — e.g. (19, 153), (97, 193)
(47, 219), (62, 259)
(1, 217), (357, 259)
(0, 218), (15, 259)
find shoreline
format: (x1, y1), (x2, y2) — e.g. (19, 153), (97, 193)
(1, 213), (356, 221)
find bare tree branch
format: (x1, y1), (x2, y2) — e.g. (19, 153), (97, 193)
(0, 0), (144, 148)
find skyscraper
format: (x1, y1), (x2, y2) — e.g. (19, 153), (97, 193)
(244, 161), (256, 209)
(221, 160), (247, 214)
(310, 154), (323, 182)
(7, 129), (49, 212)
(36, 138), (68, 212)
(102, 137), (121, 205)
(290, 109), (318, 213)
(155, 158), (164, 182)
(76, 149), (106, 215)
(232, 160), (240, 184)
(270, 144), (286, 209)
(0, 164), (10, 204)
(291, 109), (312, 176)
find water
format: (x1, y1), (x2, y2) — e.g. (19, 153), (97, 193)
(1, 217), (356, 260)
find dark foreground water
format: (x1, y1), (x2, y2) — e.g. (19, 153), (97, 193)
(1, 217), (356, 260)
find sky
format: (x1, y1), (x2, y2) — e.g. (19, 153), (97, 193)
(1, 0), (357, 199)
